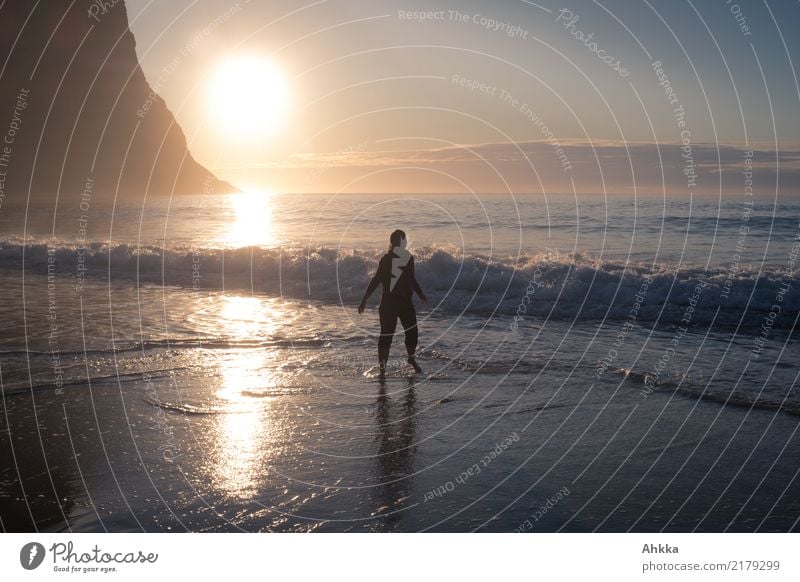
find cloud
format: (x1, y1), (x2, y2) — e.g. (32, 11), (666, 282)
(220, 140), (800, 196)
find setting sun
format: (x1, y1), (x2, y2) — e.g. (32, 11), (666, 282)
(207, 55), (290, 140)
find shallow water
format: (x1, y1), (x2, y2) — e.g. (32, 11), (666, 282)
(1, 193), (799, 531)
(1, 269), (799, 532)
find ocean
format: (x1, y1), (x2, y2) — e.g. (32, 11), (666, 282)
(1, 192), (799, 532)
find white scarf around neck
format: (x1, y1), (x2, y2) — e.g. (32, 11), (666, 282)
(390, 246), (411, 291)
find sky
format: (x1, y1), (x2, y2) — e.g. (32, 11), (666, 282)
(124, 0), (800, 195)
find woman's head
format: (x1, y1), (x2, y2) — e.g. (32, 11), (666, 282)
(389, 229), (407, 251)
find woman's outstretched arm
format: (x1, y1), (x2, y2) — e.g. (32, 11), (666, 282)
(410, 256), (427, 303)
(358, 258), (385, 313)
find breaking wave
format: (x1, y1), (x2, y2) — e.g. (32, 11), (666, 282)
(1, 238), (798, 330)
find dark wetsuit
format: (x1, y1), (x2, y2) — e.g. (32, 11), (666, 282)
(361, 247), (426, 365)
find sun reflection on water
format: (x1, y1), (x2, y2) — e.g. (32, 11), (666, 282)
(210, 295), (291, 498)
(224, 191), (276, 248)
(219, 294), (277, 339)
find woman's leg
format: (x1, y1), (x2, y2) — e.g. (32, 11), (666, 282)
(378, 298), (398, 368)
(397, 299), (418, 358)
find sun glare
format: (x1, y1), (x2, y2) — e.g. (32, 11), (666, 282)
(225, 191), (276, 247)
(208, 55), (290, 139)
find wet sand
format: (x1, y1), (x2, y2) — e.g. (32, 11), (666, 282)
(3, 364), (800, 532)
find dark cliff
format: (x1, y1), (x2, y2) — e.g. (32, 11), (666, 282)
(0, 0), (236, 209)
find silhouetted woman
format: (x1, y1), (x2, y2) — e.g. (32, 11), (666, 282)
(358, 229), (427, 377)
